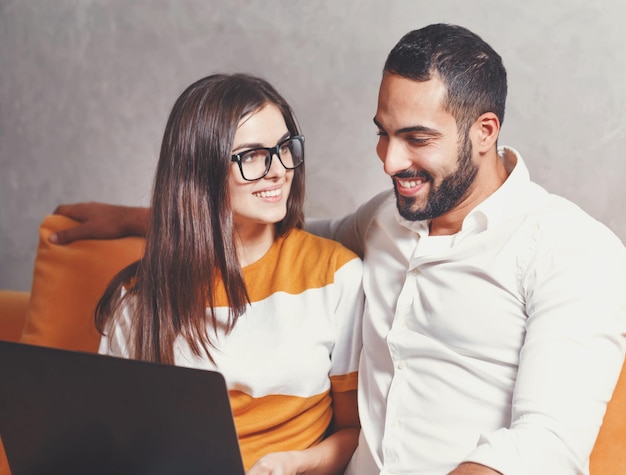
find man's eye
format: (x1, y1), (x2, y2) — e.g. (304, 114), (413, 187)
(375, 130), (387, 137)
(408, 137), (429, 145)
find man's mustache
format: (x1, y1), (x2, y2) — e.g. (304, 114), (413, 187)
(393, 170), (432, 182)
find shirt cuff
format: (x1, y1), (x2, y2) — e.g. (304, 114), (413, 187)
(462, 427), (585, 475)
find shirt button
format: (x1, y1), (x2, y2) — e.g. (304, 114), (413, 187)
(397, 361), (406, 370)
(394, 318), (407, 329)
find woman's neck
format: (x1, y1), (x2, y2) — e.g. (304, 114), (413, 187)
(234, 223), (276, 268)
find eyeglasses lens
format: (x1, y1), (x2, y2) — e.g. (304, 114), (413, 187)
(240, 137), (303, 180)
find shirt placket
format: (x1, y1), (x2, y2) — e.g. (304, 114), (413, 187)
(379, 256), (421, 474)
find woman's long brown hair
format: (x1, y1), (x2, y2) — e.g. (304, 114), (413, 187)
(96, 74), (305, 364)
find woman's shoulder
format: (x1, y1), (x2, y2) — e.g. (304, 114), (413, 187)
(271, 229), (363, 290)
(283, 228), (360, 262)
(272, 229), (361, 277)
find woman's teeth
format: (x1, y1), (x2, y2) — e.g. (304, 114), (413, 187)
(254, 189), (281, 198)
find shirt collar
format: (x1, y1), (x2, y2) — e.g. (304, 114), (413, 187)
(465, 146), (529, 231)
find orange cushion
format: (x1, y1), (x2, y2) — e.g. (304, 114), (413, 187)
(0, 290), (30, 342)
(19, 214), (144, 353)
(589, 358), (626, 474)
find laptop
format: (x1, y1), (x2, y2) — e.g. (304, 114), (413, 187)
(0, 340), (245, 475)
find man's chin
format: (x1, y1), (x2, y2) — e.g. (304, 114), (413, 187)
(396, 197), (429, 222)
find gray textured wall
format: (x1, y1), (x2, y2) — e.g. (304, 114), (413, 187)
(1, 0), (625, 291)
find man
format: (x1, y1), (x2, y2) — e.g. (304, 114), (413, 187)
(51, 24), (626, 474)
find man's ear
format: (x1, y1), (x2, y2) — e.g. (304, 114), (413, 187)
(471, 112), (500, 154)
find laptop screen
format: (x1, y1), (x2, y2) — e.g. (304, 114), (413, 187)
(0, 340), (245, 475)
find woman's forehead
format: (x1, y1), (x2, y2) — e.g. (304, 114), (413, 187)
(233, 104), (289, 148)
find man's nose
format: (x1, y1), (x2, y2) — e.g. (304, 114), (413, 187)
(379, 140), (412, 177)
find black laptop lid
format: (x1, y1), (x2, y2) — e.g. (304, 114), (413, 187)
(0, 341), (245, 475)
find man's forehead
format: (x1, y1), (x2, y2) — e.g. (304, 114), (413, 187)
(375, 73), (452, 131)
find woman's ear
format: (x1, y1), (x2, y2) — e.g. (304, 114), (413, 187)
(471, 112), (500, 154)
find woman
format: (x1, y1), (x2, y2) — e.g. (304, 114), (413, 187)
(96, 73), (363, 474)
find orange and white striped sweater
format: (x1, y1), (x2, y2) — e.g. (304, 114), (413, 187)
(99, 228), (364, 470)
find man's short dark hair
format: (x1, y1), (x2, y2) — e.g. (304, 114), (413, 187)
(384, 23), (507, 137)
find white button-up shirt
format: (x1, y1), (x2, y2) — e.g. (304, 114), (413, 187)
(308, 147), (626, 475)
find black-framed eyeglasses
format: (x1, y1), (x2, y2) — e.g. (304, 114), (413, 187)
(231, 135), (305, 181)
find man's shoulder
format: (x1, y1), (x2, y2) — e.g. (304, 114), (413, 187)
(363, 189), (396, 215)
(355, 189), (401, 231)
(529, 192), (624, 249)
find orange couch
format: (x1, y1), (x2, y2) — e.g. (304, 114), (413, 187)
(0, 214), (624, 474)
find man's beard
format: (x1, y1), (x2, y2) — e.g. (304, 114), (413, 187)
(394, 135), (477, 222)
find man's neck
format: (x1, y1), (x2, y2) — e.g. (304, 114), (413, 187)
(429, 151), (508, 236)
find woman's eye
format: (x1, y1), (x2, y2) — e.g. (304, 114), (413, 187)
(242, 150), (266, 163)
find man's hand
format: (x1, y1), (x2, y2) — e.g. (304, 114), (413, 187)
(49, 202), (150, 244)
(449, 462), (502, 474)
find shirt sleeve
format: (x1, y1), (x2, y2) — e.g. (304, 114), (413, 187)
(305, 190), (392, 259)
(329, 256), (364, 394)
(463, 214), (626, 474)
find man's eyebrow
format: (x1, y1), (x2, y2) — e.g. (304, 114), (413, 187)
(397, 125), (442, 136)
(373, 117), (441, 136)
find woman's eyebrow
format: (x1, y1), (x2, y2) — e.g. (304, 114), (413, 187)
(232, 132), (291, 153)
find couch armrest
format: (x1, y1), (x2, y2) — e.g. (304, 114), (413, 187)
(0, 290), (29, 342)
(589, 357), (626, 474)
